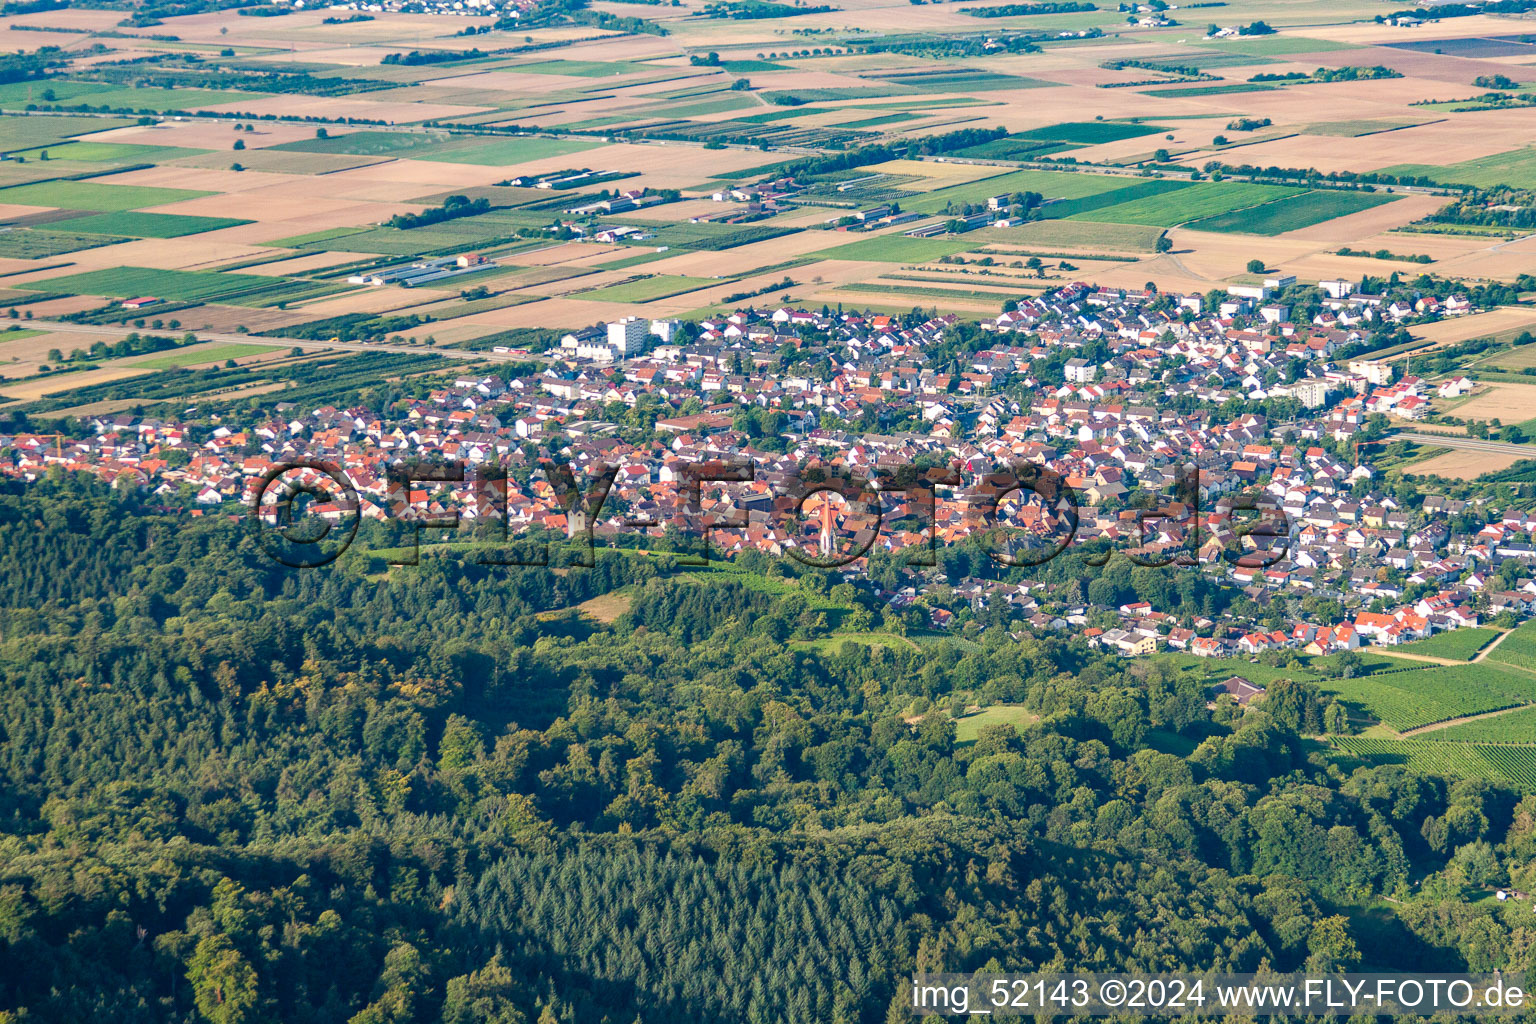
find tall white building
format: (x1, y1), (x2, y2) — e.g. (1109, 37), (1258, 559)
(608, 316), (648, 357)
(650, 318), (683, 344)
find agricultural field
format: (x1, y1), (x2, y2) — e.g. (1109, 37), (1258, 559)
(1072, 183), (1302, 228)
(1446, 383), (1536, 426)
(931, 124), (1124, 161)
(1387, 627), (1502, 662)
(1139, 83), (1276, 98)
(1184, 191), (1399, 235)
(0, 228), (128, 258)
(60, 212), (253, 238)
(1006, 220), (1166, 251)
(1320, 663), (1536, 732)
(0, 0), (1527, 335)
(411, 138), (599, 166)
(1197, 36), (1358, 55)
(0, 181), (213, 212)
(812, 235), (978, 263)
(1485, 344), (1536, 372)
(1332, 737), (1536, 790)
(1487, 621), (1536, 673)
(0, 115), (137, 153)
(575, 275), (718, 302)
(906, 170), (1135, 215)
(1045, 180), (1194, 220)
(130, 343), (281, 369)
(1422, 705), (1536, 744)
(1378, 148), (1536, 190)
(271, 132), (466, 157)
(23, 267), (298, 304)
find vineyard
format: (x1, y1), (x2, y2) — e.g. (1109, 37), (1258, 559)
(1486, 621), (1536, 672)
(1321, 662), (1536, 731)
(1424, 704), (1536, 743)
(1388, 626), (1501, 661)
(1332, 737), (1536, 790)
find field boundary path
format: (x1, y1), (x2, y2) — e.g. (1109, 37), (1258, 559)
(1377, 649), (1463, 668)
(1399, 701), (1533, 737)
(1474, 627), (1518, 663)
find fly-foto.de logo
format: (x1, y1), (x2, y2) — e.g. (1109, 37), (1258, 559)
(247, 455), (1290, 571)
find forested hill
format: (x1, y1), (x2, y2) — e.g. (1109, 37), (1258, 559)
(0, 475), (1531, 1023)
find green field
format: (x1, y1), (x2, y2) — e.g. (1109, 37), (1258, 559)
(953, 121), (1166, 160)
(4, 141), (208, 164)
(1321, 663), (1536, 732)
(0, 181), (213, 212)
(1332, 737), (1536, 789)
(735, 107), (834, 124)
(1487, 345), (1536, 371)
(0, 228), (129, 258)
(64, 212), (253, 238)
(264, 226), (370, 248)
(1145, 52), (1275, 69)
(1305, 119), (1425, 137)
(1184, 190), (1399, 235)
(812, 234), (978, 262)
(904, 169), (1135, 215)
(0, 80), (258, 111)
(413, 137), (599, 166)
(1487, 620), (1536, 672)
(24, 266), (284, 303)
(1198, 36), (1358, 56)
(129, 343), (280, 369)
(1043, 179), (1193, 219)
(1378, 147), (1536, 190)
(628, 223), (796, 251)
(273, 131), (461, 157)
(279, 209), (558, 255)
(0, 80), (117, 106)
(1422, 704), (1536, 743)
(1386, 627), (1503, 662)
(640, 95), (760, 119)
(0, 115), (137, 153)
(1139, 83), (1276, 98)
(511, 59), (651, 76)
(1002, 219), (1166, 251)
(954, 704), (1039, 743)
(721, 59), (788, 72)
(872, 70), (1050, 93)
(1071, 181), (1301, 227)
(89, 86), (257, 110)
(598, 248), (678, 270)
(576, 274), (718, 302)
(835, 112), (921, 129)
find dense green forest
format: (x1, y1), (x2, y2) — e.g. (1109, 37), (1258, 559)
(0, 475), (1532, 1023)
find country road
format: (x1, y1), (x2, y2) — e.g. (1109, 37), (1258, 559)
(30, 320), (548, 365)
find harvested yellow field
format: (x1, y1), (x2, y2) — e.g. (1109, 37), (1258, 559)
(1450, 383), (1536, 422)
(0, 365), (149, 403)
(1409, 450), (1528, 480)
(0, 330), (124, 378)
(1412, 308), (1536, 347)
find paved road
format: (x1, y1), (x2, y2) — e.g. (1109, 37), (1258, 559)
(31, 320), (550, 365)
(1390, 431), (1536, 457)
